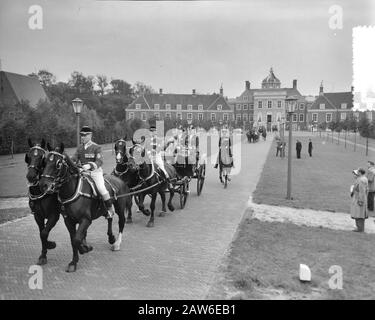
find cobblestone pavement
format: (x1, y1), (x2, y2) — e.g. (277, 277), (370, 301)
(0, 137), (272, 300)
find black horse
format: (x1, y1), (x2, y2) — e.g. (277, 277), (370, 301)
(127, 144), (176, 227)
(25, 138), (61, 265)
(39, 143), (131, 272)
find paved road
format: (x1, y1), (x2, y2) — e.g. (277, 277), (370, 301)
(0, 137), (272, 300)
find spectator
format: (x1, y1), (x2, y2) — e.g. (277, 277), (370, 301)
(308, 139), (313, 157)
(350, 168), (369, 232)
(366, 161), (375, 214)
(296, 140), (302, 159)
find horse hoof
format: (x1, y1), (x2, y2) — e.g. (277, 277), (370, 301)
(143, 210), (151, 217)
(37, 257), (47, 265)
(78, 245), (87, 255)
(111, 244), (120, 251)
(126, 218), (133, 224)
(66, 263), (77, 273)
(47, 241), (56, 250)
(86, 245), (93, 252)
(108, 235), (116, 245)
(168, 204), (175, 212)
(146, 221), (154, 228)
(159, 211), (166, 217)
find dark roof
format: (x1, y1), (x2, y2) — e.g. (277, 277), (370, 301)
(128, 93), (232, 111)
(232, 87), (302, 103)
(1, 71), (49, 108)
(310, 92), (353, 110)
(262, 68), (281, 85)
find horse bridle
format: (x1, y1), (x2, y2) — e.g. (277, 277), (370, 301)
(40, 151), (70, 193)
(27, 146), (47, 186)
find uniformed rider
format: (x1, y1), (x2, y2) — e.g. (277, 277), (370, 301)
(71, 126), (115, 219)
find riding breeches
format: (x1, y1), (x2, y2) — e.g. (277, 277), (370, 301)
(89, 168), (110, 201)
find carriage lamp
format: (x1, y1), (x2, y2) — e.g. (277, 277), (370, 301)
(285, 96), (298, 200)
(72, 98), (83, 147)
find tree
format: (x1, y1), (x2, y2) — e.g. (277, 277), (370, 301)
(133, 81), (155, 97)
(110, 79), (133, 97)
(28, 69), (56, 87)
(68, 71), (94, 95)
(318, 121), (327, 131)
(96, 74), (108, 96)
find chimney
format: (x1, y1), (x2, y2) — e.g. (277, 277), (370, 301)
(192, 89), (196, 96)
(245, 81), (250, 90)
(293, 79), (297, 89)
(319, 81), (324, 96)
(159, 88), (163, 95)
(220, 85), (223, 96)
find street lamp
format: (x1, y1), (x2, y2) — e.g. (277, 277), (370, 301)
(280, 116), (285, 158)
(72, 98), (83, 147)
(285, 96), (298, 200)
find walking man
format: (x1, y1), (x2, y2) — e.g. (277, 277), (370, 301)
(350, 168), (369, 232)
(296, 140), (302, 159)
(366, 161), (375, 214)
(308, 139), (313, 157)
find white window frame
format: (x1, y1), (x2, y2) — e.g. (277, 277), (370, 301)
(319, 103), (325, 110)
(268, 100), (272, 108)
(250, 103), (254, 109)
(223, 113), (228, 121)
(165, 104), (171, 110)
(340, 112), (346, 120)
(176, 104), (182, 110)
(326, 113), (332, 122)
(141, 112), (146, 121)
(165, 112), (171, 119)
(243, 104), (248, 110)
(154, 112), (160, 120)
(236, 114), (241, 121)
(154, 104), (160, 110)
(367, 112), (372, 121)
(198, 104), (203, 111)
(217, 105), (222, 111)
(312, 113), (318, 122)
(299, 113), (304, 122)
(341, 103), (347, 109)
(258, 101), (263, 108)
(187, 104), (193, 111)
(292, 114), (297, 122)
(198, 113), (203, 121)
(211, 113), (216, 121)
(236, 104), (241, 111)
(277, 101), (282, 108)
(187, 113), (193, 120)
(135, 104), (141, 110)
(243, 114), (248, 122)
(129, 112), (134, 120)
(299, 103), (304, 110)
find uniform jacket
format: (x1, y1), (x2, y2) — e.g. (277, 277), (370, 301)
(350, 175), (369, 219)
(367, 166), (375, 192)
(71, 141), (103, 170)
(296, 142), (302, 151)
(308, 142), (313, 151)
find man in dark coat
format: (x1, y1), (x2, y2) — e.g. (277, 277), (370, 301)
(308, 139), (313, 157)
(296, 140), (302, 159)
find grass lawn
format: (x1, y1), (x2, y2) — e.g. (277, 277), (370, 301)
(219, 217), (375, 299)
(0, 208), (29, 224)
(252, 135), (374, 213)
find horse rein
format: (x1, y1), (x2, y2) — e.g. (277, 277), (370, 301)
(40, 151), (70, 192)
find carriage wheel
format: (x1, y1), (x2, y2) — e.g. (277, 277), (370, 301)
(179, 180), (188, 209)
(197, 163), (206, 196)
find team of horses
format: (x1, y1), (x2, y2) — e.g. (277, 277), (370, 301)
(25, 136), (194, 272)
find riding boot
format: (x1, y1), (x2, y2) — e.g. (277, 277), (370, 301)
(104, 199), (115, 219)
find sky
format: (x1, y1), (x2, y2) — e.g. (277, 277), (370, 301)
(0, 0), (374, 98)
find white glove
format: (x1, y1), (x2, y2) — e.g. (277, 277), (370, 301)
(82, 164), (91, 171)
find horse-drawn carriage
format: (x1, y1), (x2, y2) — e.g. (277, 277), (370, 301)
(170, 134), (206, 208)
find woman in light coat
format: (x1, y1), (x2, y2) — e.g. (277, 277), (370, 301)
(350, 168), (369, 232)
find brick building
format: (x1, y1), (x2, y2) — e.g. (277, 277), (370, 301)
(307, 82), (354, 129)
(125, 87), (233, 126)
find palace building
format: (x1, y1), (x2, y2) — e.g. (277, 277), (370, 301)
(125, 87), (233, 125)
(229, 68), (308, 131)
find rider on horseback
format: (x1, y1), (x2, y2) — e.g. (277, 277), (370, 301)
(71, 126), (115, 219)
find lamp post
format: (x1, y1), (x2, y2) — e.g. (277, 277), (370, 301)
(72, 98), (83, 147)
(285, 96), (297, 200)
(281, 116), (285, 158)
